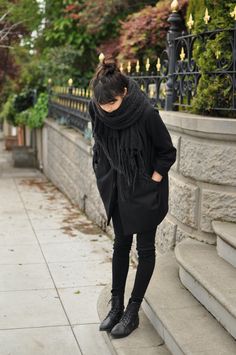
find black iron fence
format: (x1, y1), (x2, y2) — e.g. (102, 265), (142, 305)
(48, 2), (236, 135)
(173, 27), (236, 112)
(48, 86), (91, 133)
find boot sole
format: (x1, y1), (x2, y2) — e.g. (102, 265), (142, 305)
(99, 326), (113, 332)
(99, 320), (122, 332)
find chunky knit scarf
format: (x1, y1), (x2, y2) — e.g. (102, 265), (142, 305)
(91, 77), (150, 200)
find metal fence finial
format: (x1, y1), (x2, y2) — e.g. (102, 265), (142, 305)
(171, 0), (179, 13)
(204, 8), (210, 24)
(187, 13), (194, 30)
(180, 47), (185, 61)
(156, 58), (161, 72)
(127, 61), (131, 73)
(99, 53), (105, 63)
(145, 58), (150, 72)
(230, 5), (236, 20)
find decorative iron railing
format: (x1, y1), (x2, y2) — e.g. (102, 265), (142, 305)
(48, 1), (236, 136)
(48, 85), (91, 133)
(173, 27), (236, 111)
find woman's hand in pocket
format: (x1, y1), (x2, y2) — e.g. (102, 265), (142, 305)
(151, 170), (163, 182)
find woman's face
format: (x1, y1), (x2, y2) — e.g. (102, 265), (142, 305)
(98, 87), (127, 113)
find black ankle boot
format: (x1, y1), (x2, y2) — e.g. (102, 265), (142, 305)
(99, 295), (124, 332)
(110, 300), (141, 338)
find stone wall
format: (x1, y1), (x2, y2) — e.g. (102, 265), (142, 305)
(42, 113), (236, 253)
(158, 111), (236, 252)
(42, 118), (114, 236)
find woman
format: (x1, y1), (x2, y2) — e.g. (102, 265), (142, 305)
(88, 58), (176, 338)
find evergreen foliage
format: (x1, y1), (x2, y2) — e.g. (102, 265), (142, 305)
(186, 1), (236, 116)
(0, 95), (17, 126)
(15, 92), (48, 128)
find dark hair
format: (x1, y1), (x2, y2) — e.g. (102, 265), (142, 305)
(89, 57), (129, 105)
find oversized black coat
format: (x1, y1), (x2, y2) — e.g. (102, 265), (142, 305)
(88, 101), (177, 235)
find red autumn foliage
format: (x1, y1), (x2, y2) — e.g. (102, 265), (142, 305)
(63, 0), (158, 35)
(63, 0), (117, 32)
(98, 0), (189, 63)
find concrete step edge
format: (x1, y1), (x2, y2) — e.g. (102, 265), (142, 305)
(175, 238), (236, 339)
(212, 220), (236, 249)
(212, 220), (236, 268)
(217, 235), (236, 268)
(175, 238), (236, 318)
(97, 277), (171, 355)
(143, 250), (236, 354)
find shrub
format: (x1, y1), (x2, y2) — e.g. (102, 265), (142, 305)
(186, 1), (236, 117)
(0, 95), (17, 126)
(15, 92), (48, 129)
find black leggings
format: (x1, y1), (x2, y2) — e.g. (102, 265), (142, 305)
(111, 200), (157, 304)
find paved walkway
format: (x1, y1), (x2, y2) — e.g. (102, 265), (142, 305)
(0, 132), (120, 354)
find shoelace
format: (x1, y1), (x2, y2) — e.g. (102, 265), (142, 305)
(106, 297), (123, 317)
(119, 307), (134, 327)
(107, 297), (124, 307)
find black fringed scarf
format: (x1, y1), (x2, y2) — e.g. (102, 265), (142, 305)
(91, 77), (150, 200)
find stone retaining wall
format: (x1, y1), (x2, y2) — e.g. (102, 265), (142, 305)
(42, 113), (236, 253)
(42, 119), (112, 234)
(158, 112), (236, 252)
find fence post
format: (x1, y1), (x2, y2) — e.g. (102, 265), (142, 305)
(165, 0), (183, 111)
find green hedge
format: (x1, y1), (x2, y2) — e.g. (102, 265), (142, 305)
(0, 92), (48, 129)
(185, 1), (236, 117)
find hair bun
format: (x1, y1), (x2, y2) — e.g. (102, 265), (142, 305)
(101, 58), (119, 75)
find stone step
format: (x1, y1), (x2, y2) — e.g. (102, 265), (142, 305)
(142, 250), (236, 355)
(97, 273), (171, 355)
(212, 220), (236, 268)
(175, 238), (236, 341)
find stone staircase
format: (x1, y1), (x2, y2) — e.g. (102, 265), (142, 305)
(213, 221), (236, 269)
(97, 221), (236, 354)
(143, 221), (236, 354)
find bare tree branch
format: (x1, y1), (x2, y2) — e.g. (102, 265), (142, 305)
(0, 7), (34, 46)
(0, 44), (14, 48)
(0, 19), (27, 42)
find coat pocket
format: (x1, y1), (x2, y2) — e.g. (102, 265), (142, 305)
(92, 142), (99, 172)
(124, 174), (161, 210)
(142, 172), (162, 188)
(92, 142), (112, 181)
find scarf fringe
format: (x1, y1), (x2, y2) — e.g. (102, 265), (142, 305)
(92, 78), (149, 201)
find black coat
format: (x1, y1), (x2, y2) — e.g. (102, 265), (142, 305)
(88, 101), (177, 235)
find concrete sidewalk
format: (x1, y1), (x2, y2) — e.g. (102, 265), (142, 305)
(0, 134), (118, 354)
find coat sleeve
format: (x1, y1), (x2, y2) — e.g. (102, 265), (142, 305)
(88, 100), (95, 136)
(146, 108), (177, 177)
(88, 100), (112, 172)
(88, 100), (98, 168)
